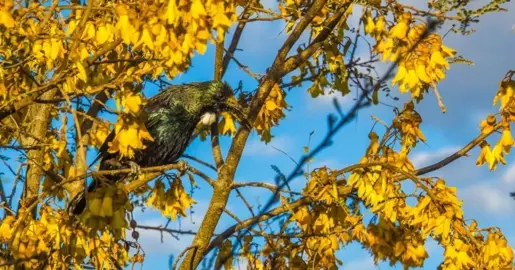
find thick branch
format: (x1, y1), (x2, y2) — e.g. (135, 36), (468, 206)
(212, 33), (225, 169)
(179, 1), (330, 268)
(19, 89), (57, 217)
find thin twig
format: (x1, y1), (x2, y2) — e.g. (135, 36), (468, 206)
(188, 167), (216, 187)
(231, 182), (301, 195)
(172, 245), (198, 270)
(182, 155), (217, 172)
(221, 0), (255, 78)
(431, 82), (446, 113)
(411, 123), (502, 178)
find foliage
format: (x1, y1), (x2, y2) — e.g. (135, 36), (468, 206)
(0, 0), (513, 269)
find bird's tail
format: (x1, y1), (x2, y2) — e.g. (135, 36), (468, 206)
(68, 189), (88, 216)
(68, 177), (100, 216)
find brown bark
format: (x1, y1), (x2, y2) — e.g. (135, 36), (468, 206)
(178, 0), (331, 268)
(19, 89), (57, 217)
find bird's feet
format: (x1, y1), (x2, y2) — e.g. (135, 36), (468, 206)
(177, 160), (189, 175)
(123, 161), (141, 179)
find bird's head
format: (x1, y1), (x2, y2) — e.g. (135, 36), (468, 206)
(152, 80), (248, 127)
(196, 81), (250, 128)
(201, 80), (234, 112)
(194, 80), (234, 126)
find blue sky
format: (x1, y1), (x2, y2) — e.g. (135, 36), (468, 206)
(0, 0), (514, 269)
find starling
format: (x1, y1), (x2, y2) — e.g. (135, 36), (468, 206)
(70, 81), (234, 215)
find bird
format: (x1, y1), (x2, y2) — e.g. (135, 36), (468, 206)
(69, 80), (235, 215)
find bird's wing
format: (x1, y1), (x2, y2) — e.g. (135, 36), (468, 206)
(88, 129), (117, 169)
(89, 96), (165, 169)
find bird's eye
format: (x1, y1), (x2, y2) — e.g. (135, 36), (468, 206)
(215, 90), (224, 100)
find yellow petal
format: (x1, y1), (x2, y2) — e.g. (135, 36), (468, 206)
(430, 51), (449, 69)
(406, 69), (420, 89)
(265, 100), (278, 110)
(375, 15), (386, 35)
(441, 45), (456, 57)
(389, 21), (409, 40)
(365, 16), (375, 35)
(416, 64), (431, 83)
(124, 94), (143, 114)
(0, 10), (15, 28)
(392, 65), (407, 85)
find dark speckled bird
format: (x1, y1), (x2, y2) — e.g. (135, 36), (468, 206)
(70, 80), (234, 215)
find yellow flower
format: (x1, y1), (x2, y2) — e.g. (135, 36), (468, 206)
(108, 116), (154, 158)
(407, 24), (426, 41)
(476, 141), (494, 167)
(492, 144), (506, 169)
(406, 68), (420, 89)
(494, 80), (515, 109)
(415, 63), (432, 83)
(500, 128), (515, 153)
(440, 45), (456, 57)
(0, 216), (15, 240)
(480, 114), (496, 135)
(389, 21), (409, 40)
(392, 65), (407, 85)
(375, 15), (386, 35)
(365, 14), (375, 35)
(430, 51), (450, 69)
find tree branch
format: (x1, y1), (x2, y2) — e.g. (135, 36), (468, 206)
(179, 1), (331, 268)
(221, 0), (256, 78)
(205, 197), (312, 254)
(212, 32), (226, 169)
(232, 181), (301, 195)
(411, 123), (502, 178)
(19, 89), (58, 218)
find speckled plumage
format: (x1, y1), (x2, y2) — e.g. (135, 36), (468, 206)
(70, 81), (233, 215)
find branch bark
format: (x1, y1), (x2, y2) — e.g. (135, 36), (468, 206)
(178, 1), (331, 268)
(206, 121), (503, 252)
(220, 0), (256, 78)
(66, 90), (112, 199)
(212, 32), (225, 169)
(19, 89), (57, 217)
(205, 197), (312, 254)
(411, 123), (502, 178)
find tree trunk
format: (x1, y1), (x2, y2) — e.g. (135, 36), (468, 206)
(19, 89), (57, 217)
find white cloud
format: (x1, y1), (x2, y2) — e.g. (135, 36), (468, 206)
(244, 135), (295, 156)
(502, 164), (515, 186)
(410, 146), (460, 168)
(460, 183), (515, 214)
(343, 256), (377, 270)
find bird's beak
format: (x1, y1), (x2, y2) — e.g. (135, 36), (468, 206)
(220, 101), (252, 130)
